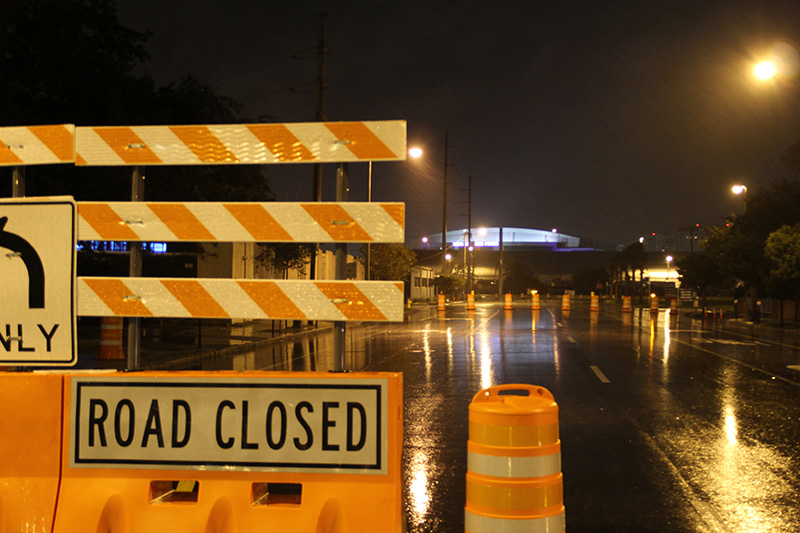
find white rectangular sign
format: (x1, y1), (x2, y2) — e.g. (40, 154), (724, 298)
(0, 197), (77, 366)
(70, 376), (389, 474)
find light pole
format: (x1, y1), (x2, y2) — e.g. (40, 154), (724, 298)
(366, 147), (423, 280)
(665, 255), (673, 282)
(732, 184), (747, 210)
(441, 132), (450, 275)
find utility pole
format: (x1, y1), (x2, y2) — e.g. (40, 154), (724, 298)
(467, 176), (472, 293)
(498, 227), (504, 299)
(334, 163), (349, 371)
(128, 166), (145, 371)
(11, 167), (25, 197)
(441, 131), (449, 274)
(310, 12), (327, 282)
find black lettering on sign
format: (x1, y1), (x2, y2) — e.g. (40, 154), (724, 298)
(266, 401), (287, 450)
(171, 400), (191, 448)
(347, 402), (367, 452)
(216, 400), (235, 449)
(114, 399), (135, 447)
(294, 401), (313, 451)
(241, 400), (258, 450)
(0, 325), (10, 351)
(38, 324), (59, 352)
(322, 401), (339, 451)
(88, 399), (108, 447)
(17, 325), (34, 352)
(0, 324), (60, 352)
(141, 399), (165, 448)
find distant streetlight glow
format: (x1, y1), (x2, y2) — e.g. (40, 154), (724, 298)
(409, 147), (423, 159)
(421, 236), (428, 244)
(754, 61), (776, 80)
(732, 184), (747, 195)
(444, 253), (452, 261)
(477, 227), (488, 237)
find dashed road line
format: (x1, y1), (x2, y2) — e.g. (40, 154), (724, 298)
(590, 365), (611, 383)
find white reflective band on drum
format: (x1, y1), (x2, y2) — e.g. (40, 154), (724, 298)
(465, 510), (565, 533)
(467, 450), (561, 478)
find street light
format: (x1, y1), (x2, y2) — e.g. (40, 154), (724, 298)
(665, 255), (673, 282)
(754, 61), (776, 80)
(732, 184), (748, 210)
(366, 146), (425, 280)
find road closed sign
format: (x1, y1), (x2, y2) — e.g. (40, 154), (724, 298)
(0, 197), (76, 366)
(69, 374), (392, 474)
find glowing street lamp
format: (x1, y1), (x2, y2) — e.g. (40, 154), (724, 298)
(754, 61), (776, 80)
(665, 255), (674, 282)
(732, 184), (748, 210)
(408, 147), (423, 159)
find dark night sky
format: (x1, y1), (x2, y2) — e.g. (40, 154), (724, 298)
(117, 0), (800, 246)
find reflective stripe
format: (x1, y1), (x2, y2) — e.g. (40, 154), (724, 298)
(466, 473), (562, 513)
(468, 450), (561, 478)
(465, 509), (565, 533)
(77, 202), (404, 243)
(0, 125), (75, 166)
(75, 121), (406, 165)
(78, 278), (404, 322)
(469, 421), (559, 447)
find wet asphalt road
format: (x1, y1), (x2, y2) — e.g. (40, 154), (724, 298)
(209, 300), (800, 532)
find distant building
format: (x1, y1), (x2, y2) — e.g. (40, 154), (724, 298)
(641, 225), (707, 253)
(413, 227), (622, 294)
(417, 227), (622, 252)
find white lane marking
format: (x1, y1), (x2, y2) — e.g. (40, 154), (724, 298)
(567, 336), (577, 344)
(590, 365), (611, 383)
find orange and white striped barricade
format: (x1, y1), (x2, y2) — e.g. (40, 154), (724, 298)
(78, 278), (405, 322)
(34, 370), (403, 532)
(622, 296), (632, 313)
(650, 295), (659, 314)
(590, 293), (599, 312)
(561, 293), (570, 312)
(78, 201), (405, 244)
(0, 124), (75, 166)
(465, 384), (565, 532)
(75, 121), (407, 166)
(467, 292), (476, 311)
(670, 298), (678, 313)
(531, 291), (540, 310)
(438, 293), (446, 312)
(504, 293), (513, 310)
(98, 317), (125, 360)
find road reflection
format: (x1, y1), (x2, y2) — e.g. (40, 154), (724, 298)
(183, 301), (800, 531)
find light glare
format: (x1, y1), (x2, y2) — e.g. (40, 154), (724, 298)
(408, 147), (423, 159)
(754, 61), (776, 80)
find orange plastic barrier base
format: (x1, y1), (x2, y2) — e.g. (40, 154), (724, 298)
(0, 373), (63, 533)
(1, 370), (404, 533)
